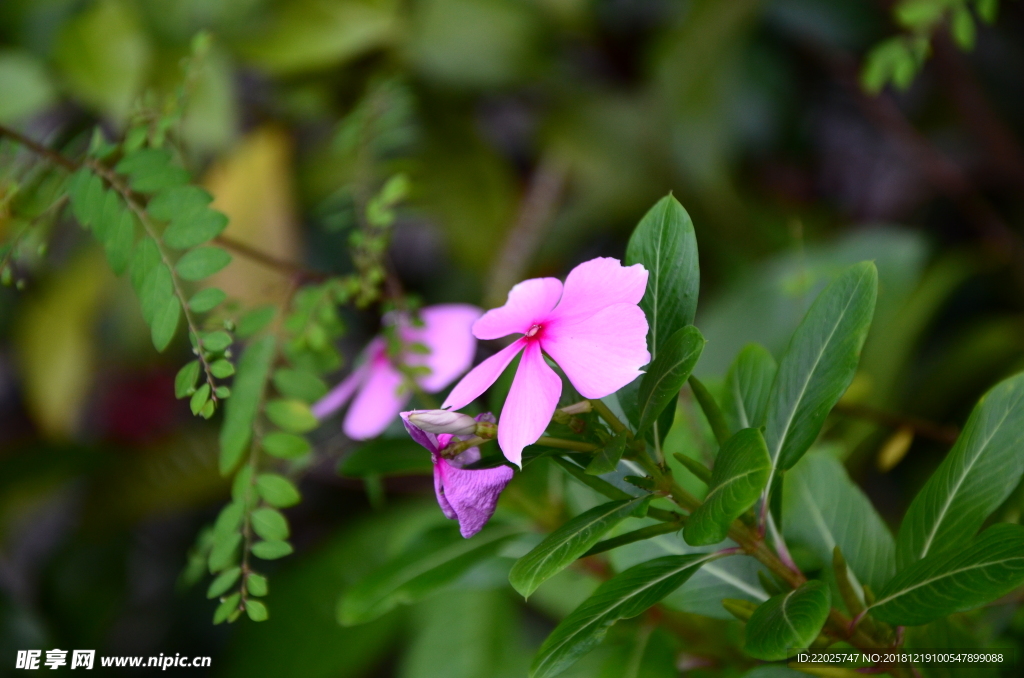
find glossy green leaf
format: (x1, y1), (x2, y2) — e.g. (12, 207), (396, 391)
(339, 524), (520, 626)
(744, 581), (831, 661)
(530, 554), (717, 678)
(251, 539), (294, 560)
(219, 336), (277, 474)
(255, 473), (301, 508)
(175, 360), (200, 399)
(783, 452), (895, 597)
(251, 507), (290, 541)
(265, 399), (319, 433)
(272, 368), (328, 403)
(585, 431), (629, 475)
(262, 432), (311, 459)
(723, 343), (777, 433)
(176, 246), (232, 281)
(510, 496), (650, 598)
(873, 524), (1024, 626)
(636, 325), (705, 436)
(896, 372), (1024, 570)
(207, 567), (241, 599)
(151, 296), (181, 351)
(189, 287), (227, 313)
(684, 428), (770, 546)
(625, 195), (700, 359)
(764, 262), (877, 474)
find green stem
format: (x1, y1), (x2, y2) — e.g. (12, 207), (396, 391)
(550, 456), (680, 523)
(536, 436), (599, 452)
(589, 398), (629, 434)
(688, 376), (730, 446)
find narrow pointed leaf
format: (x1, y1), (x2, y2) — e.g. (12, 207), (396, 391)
(636, 325), (705, 436)
(764, 262), (877, 474)
(872, 523), (1024, 626)
(783, 452), (895, 597)
(625, 194), (699, 359)
(744, 581), (831, 661)
(530, 554), (717, 678)
(723, 343), (777, 433)
(895, 372), (1024, 569)
(219, 336), (276, 474)
(339, 524), (520, 626)
(684, 428), (770, 546)
(510, 496), (650, 598)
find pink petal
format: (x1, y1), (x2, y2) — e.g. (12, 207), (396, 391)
(442, 339), (527, 411)
(547, 257), (648, 326)
(311, 364), (367, 420)
(436, 457), (514, 537)
(406, 304), (482, 392)
(343, 357), (410, 440)
(399, 410), (442, 452)
(542, 303), (650, 399)
(473, 278), (563, 340)
(433, 456), (458, 520)
(498, 341), (562, 466)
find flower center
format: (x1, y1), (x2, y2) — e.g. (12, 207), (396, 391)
(526, 324), (542, 338)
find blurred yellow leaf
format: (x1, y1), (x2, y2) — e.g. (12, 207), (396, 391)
(15, 250), (110, 439)
(52, 0), (151, 121)
(203, 127), (301, 307)
(877, 426), (915, 473)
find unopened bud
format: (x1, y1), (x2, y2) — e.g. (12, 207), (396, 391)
(407, 410), (479, 436)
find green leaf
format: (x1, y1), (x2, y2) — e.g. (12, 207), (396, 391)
(625, 195), (700, 359)
(764, 262), (878, 474)
(129, 237), (161, 297)
(189, 287), (227, 313)
(265, 399), (319, 433)
(115, 148), (190, 192)
(201, 330), (232, 353)
(213, 593), (241, 625)
(209, 532), (242, 573)
(684, 428), (770, 547)
(262, 432), (311, 460)
(237, 305), (277, 338)
(896, 372), (1024, 570)
(272, 368), (328, 403)
(190, 383), (211, 415)
(251, 539), (294, 560)
(207, 567), (241, 599)
(585, 431), (629, 475)
(744, 581), (831, 661)
(214, 502), (244, 538)
(783, 452), (895, 598)
(530, 554), (717, 678)
(151, 296), (181, 352)
(510, 496), (650, 598)
(104, 208), (135, 275)
(210, 359), (235, 378)
(245, 599), (269, 622)
(255, 473), (301, 508)
(95, 187), (121, 241)
(246, 573), (268, 597)
(176, 246), (231, 281)
(175, 360), (200, 399)
(68, 168), (99, 227)
(140, 263), (173, 325)
(0, 50), (56, 124)
(164, 208), (229, 250)
(339, 437), (434, 477)
(219, 336), (277, 475)
(251, 507), (290, 541)
(873, 524), (1024, 626)
(636, 325), (705, 436)
(723, 343), (777, 433)
(338, 524), (520, 626)
(147, 185), (213, 222)
(951, 5), (976, 50)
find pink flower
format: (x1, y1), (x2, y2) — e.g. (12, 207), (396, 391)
(313, 304), (482, 440)
(401, 411), (513, 538)
(443, 257), (650, 466)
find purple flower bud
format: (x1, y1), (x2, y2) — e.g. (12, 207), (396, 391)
(406, 409), (479, 436)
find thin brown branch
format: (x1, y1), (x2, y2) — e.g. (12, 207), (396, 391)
(0, 124), (79, 171)
(485, 154), (569, 307)
(835, 402), (960, 445)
